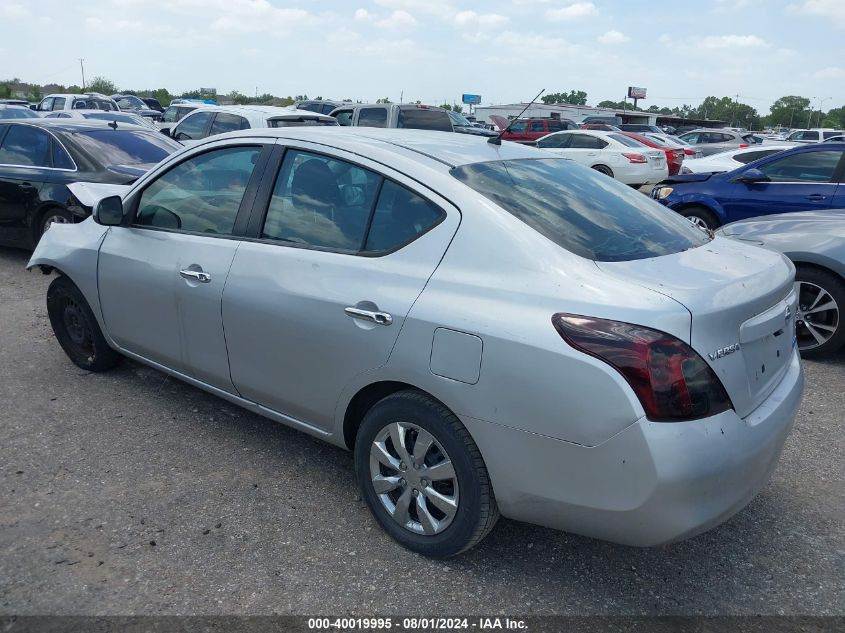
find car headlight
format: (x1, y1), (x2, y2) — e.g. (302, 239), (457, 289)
(655, 187), (674, 199)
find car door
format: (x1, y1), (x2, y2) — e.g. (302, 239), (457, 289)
(172, 110), (214, 142)
(562, 133), (606, 166)
(97, 140), (274, 391)
(222, 144), (460, 430)
(0, 124), (52, 243)
(723, 149), (844, 222)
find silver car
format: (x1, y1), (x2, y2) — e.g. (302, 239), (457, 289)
(29, 128), (804, 557)
(679, 128), (760, 156)
(718, 209), (845, 357)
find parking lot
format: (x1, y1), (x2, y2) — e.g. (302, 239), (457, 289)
(0, 245), (843, 616)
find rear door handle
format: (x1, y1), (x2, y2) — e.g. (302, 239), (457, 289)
(344, 307), (393, 326)
(18, 183), (37, 194)
(179, 269), (212, 283)
(805, 194), (826, 201)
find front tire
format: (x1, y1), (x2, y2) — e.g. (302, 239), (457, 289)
(678, 205), (719, 230)
(794, 267), (845, 358)
(355, 390), (499, 557)
(47, 276), (122, 372)
(591, 164), (614, 178)
(39, 207), (73, 238)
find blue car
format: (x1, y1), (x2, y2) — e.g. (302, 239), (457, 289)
(651, 143), (845, 229)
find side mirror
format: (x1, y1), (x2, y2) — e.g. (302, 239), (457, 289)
(735, 168), (769, 184)
(93, 195), (124, 226)
(160, 127), (171, 137)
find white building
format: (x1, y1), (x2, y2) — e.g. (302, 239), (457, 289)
(472, 102), (657, 126)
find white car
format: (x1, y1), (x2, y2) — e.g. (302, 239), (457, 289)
(679, 144), (799, 174)
(167, 105), (337, 144)
(768, 129), (845, 144)
(642, 133), (703, 160)
(43, 109), (157, 129)
(35, 93), (120, 113)
(536, 130), (668, 187)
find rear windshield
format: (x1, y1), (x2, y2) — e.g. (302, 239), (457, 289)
(0, 107), (38, 119)
(397, 108), (452, 132)
(73, 98), (117, 111)
(451, 158), (710, 262)
(267, 117), (338, 127)
(608, 133), (646, 148)
(72, 129), (179, 165)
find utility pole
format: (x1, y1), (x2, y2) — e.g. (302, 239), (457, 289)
(79, 58), (86, 90)
(816, 96), (831, 128)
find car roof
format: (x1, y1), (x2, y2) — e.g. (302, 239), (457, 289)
(180, 105), (334, 125)
(3, 119), (151, 133)
(195, 127), (546, 168)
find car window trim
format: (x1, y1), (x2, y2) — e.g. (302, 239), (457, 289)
(0, 123), (78, 172)
(123, 142), (274, 237)
(747, 149), (845, 185)
(243, 143), (448, 258)
(174, 110), (215, 141)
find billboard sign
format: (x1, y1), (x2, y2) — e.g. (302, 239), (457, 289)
(627, 86), (647, 100)
(462, 93), (482, 105)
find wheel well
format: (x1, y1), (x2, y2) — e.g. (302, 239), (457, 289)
(32, 204), (70, 240)
(343, 381), (423, 449)
(793, 261), (845, 283)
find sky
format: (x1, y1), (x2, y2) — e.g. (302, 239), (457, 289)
(1, 0), (843, 113)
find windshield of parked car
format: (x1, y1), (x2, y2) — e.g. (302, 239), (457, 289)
(0, 106), (39, 119)
(71, 129), (179, 166)
(73, 98), (117, 111)
(83, 112), (146, 126)
(116, 95), (148, 110)
(448, 111), (472, 127)
(451, 158), (710, 262)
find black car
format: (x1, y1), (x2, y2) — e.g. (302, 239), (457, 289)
(0, 119), (181, 249)
(294, 100), (345, 115)
(619, 123), (664, 134)
(111, 94), (163, 123)
(141, 97), (164, 113)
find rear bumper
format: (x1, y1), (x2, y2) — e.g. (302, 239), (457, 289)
(463, 349), (803, 546)
(616, 162), (667, 185)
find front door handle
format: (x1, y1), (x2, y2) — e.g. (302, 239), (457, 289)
(18, 183), (37, 194)
(344, 306), (393, 326)
(179, 269), (212, 283)
(805, 194), (826, 201)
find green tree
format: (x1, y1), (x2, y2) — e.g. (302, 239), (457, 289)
(151, 88), (172, 107)
(87, 76), (117, 94)
(452, 104), (463, 113)
(0, 83), (11, 99)
(376, 97), (392, 104)
(766, 95), (812, 128)
(541, 90), (588, 106)
(821, 106), (845, 129)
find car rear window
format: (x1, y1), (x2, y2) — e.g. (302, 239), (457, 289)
(608, 133), (646, 148)
(397, 108), (452, 132)
(72, 130), (179, 166)
(451, 158), (710, 262)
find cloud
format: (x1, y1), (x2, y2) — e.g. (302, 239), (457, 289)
(0, 3), (28, 18)
(598, 30), (629, 44)
(354, 8), (373, 21)
(788, 0), (845, 26)
(375, 10), (418, 29)
(85, 16), (143, 32)
(546, 2), (598, 20)
(814, 66), (845, 79)
(453, 10), (509, 28)
(697, 34), (770, 48)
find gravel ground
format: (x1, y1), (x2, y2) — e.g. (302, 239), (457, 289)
(0, 245), (842, 616)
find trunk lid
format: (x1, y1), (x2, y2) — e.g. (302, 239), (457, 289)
(597, 237), (797, 418)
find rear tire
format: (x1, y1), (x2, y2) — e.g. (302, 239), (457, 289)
(38, 207), (73, 238)
(794, 266), (845, 359)
(355, 390), (499, 557)
(678, 205), (719, 230)
(47, 276), (122, 372)
(591, 164), (614, 178)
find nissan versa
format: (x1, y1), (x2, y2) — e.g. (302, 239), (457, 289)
(28, 128), (804, 557)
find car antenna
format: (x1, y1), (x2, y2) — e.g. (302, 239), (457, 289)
(488, 88), (545, 146)
(108, 120), (118, 130)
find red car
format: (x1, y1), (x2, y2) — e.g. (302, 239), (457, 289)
(619, 131), (685, 175)
(490, 115), (578, 143)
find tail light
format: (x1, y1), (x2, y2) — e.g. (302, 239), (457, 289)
(683, 149), (696, 155)
(552, 314), (733, 422)
(739, 143), (749, 148)
(622, 153), (648, 164)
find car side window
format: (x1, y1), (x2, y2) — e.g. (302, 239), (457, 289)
(800, 131), (820, 141)
(52, 97), (66, 110)
(530, 121), (546, 133)
(173, 111), (213, 141)
(262, 150), (381, 251)
(509, 121), (526, 133)
(822, 131), (842, 140)
(0, 125), (51, 167)
(50, 138), (75, 170)
(162, 107), (178, 123)
(363, 180), (444, 253)
(537, 134), (569, 149)
(569, 134), (603, 149)
(135, 146), (261, 235)
(39, 98), (54, 112)
(358, 107), (388, 128)
(547, 120), (564, 132)
(735, 150), (777, 164)
(680, 132), (699, 144)
(210, 113), (249, 135)
(758, 151), (842, 183)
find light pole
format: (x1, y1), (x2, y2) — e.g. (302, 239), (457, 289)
(79, 58), (86, 91)
(815, 97), (831, 128)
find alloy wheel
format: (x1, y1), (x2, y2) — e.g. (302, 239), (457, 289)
(42, 213), (70, 234)
(369, 421), (459, 536)
(795, 280), (839, 351)
(687, 215), (709, 230)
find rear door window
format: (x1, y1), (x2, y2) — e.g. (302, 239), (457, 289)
(758, 150), (842, 182)
(735, 149), (781, 164)
(333, 109), (353, 126)
(537, 133), (571, 149)
(569, 134), (606, 149)
(509, 121), (527, 133)
(0, 125), (51, 167)
(547, 120), (564, 132)
(364, 180), (444, 252)
(396, 108), (452, 131)
(136, 146), (261, 235)
(451, 158), (710, 262)
(52, 97), (66, 110)
(210, 112), (249, 135)
(358, 108), (388, 128)
(529, 121), (546, 133)
(822, 131), (843, 140)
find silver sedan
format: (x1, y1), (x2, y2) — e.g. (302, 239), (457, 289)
(29, 128), (803, 557)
